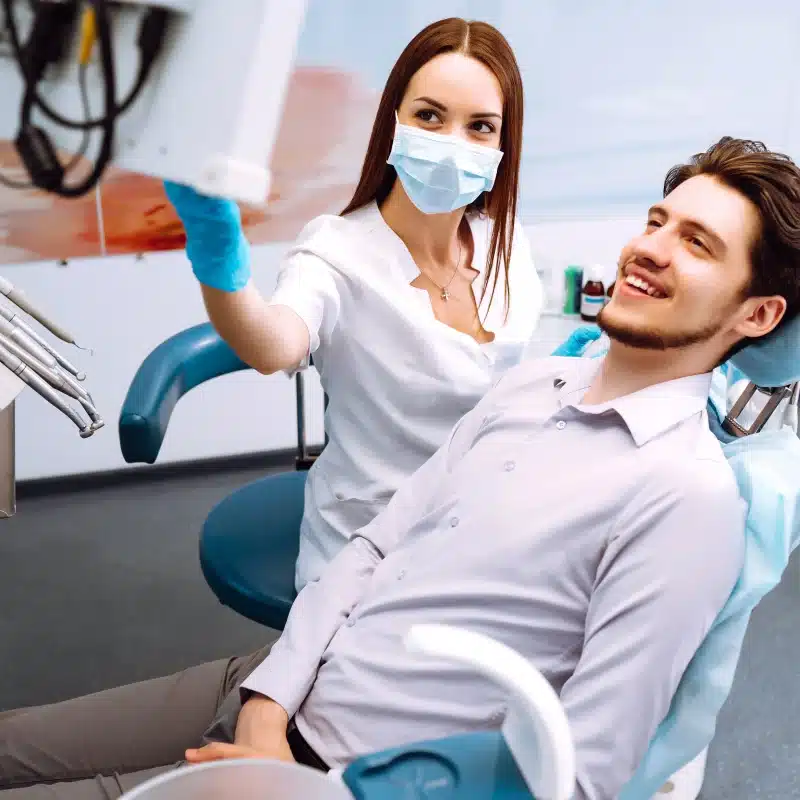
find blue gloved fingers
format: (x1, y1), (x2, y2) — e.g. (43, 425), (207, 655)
(551, 325), (602, 358)
(164, 181), (241, 224)
(163, 181), (251, 293)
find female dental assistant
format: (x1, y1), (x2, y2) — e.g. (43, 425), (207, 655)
(166, 17), (544, 590)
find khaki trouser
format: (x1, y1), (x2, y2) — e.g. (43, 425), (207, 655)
(0, 645), (274, 799)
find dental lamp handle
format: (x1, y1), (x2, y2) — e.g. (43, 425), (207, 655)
(0, 275), (76, 345)
(0, 305), (85, 380)
(404, 624), (576, 800)
(0, 344), (91, 437)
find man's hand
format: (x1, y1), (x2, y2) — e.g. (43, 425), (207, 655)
(185, 741), (295, 764)
(185, 695), (295, 765)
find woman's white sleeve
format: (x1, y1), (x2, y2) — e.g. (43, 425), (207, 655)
(268, 250), (342, 372)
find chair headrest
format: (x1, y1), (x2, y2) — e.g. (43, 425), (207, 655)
(730, 312), (800, 387)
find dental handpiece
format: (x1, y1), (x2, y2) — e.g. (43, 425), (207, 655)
(0, 343), (92, 437)
(0, 333), (103, 427)
(0, 315), (59, 371)
(55, 366), (92, 403)
(0, 304), (85, 380)
(0, 275), (76, 345)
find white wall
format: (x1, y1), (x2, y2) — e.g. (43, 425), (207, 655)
(6, 243), (326, 480)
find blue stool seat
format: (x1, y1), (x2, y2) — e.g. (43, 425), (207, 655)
(200, 470), (306, 630)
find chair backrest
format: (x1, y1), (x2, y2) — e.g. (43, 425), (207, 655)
(293, 362), (328, 471)
(620, 378), (800, 797)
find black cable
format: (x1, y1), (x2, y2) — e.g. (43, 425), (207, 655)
(10, 0), (114, 196)
(0, 47), (92, 190)
(64, 61), (92, 171)
(1, 0), (168, 131)
(0, 62), (88, 189)
(45, 0), (116, 196)
(1, 0), (169, 197)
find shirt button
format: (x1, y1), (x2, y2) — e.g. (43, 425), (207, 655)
(450, 517), (460, 528)
(556, 421), (567, 430)
(335, 492), (345, 500)
(346, 618), (356, 627)
(397, 570), (406, 580)
(504, 460), (516, 472)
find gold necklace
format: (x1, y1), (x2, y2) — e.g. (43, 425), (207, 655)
(426, 236), (462, 302)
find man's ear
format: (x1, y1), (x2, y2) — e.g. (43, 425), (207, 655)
(734, 295), (787, 342)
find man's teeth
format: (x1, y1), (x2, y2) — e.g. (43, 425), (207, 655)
(625, 275), (666, 298)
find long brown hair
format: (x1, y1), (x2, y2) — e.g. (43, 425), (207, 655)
(341, 18), (525, 318)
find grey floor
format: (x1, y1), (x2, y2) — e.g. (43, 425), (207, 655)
(0, 464), (798, 799)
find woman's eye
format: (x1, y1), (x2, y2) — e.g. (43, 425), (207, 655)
(415, 109), (440, 124)
(645, 219), (661, 231)
(471, 121), (495, 135)
(689, 236), (709, 253)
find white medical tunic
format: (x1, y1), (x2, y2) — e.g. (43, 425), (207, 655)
(268, 201), (543, 589)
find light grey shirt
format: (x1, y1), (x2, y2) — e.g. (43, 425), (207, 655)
(243, 356), (746, 800)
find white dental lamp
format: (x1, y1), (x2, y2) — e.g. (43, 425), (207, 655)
(0, 0), (308, 516)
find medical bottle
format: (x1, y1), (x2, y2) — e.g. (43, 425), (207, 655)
(563, 266), (582, 314)
(580, 267), (605, 322)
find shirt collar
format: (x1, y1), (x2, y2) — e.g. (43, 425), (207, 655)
(554, 358), (713, 447)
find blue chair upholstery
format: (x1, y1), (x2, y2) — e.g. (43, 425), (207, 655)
(200, 470), (305, 629)
(120, 323), (248, 464)
(120, 323), (304, 627)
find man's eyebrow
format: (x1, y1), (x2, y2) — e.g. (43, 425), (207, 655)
(412, 96), (502, 120)
(647, 204), (727, 253)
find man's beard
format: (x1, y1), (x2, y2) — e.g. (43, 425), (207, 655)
(596, 304), (725, 350)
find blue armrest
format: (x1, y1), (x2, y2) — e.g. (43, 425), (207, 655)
(119, 322), (250, 464)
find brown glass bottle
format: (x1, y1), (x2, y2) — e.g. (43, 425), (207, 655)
(580, 270), (605, 321)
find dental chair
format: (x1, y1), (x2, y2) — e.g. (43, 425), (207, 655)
(119, 318), (800, 800)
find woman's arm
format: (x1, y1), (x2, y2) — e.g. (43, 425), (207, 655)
(200, 283), (309, 375)
(165, 182), (339, 376)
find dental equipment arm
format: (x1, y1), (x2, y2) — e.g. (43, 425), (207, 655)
(0, 275), (76, 345)
(723, 382), (794, 437)
(0, 305), (84, 379)
(785, 383), (799, 433)
(0, 285), (100, 516)
(0, 332), (103, 426)
(0, 340), (91, 436)
(405, 624), (577, 800)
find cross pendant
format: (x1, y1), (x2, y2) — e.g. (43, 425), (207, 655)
(441, 288), (450, 301)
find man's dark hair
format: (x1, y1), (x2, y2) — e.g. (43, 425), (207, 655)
(663, 137), (800, 335)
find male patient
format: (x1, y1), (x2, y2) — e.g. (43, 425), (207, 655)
(2, 138), (800, 800)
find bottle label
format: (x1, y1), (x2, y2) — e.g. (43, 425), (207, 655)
(580, 294), (605, 318)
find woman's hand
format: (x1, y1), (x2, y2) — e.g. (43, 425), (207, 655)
(185, 695), (294, 765)
(551, 326), (603, 358)
(163, 181), (251, 293)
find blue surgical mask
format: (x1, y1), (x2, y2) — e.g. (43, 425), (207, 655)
(387, 116), (503, 214)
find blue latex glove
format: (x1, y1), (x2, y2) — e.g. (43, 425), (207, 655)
(163, 181), (251, 292)
(550, 325), (602, 357)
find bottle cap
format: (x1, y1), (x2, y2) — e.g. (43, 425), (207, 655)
(582, 264), (604, 286)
